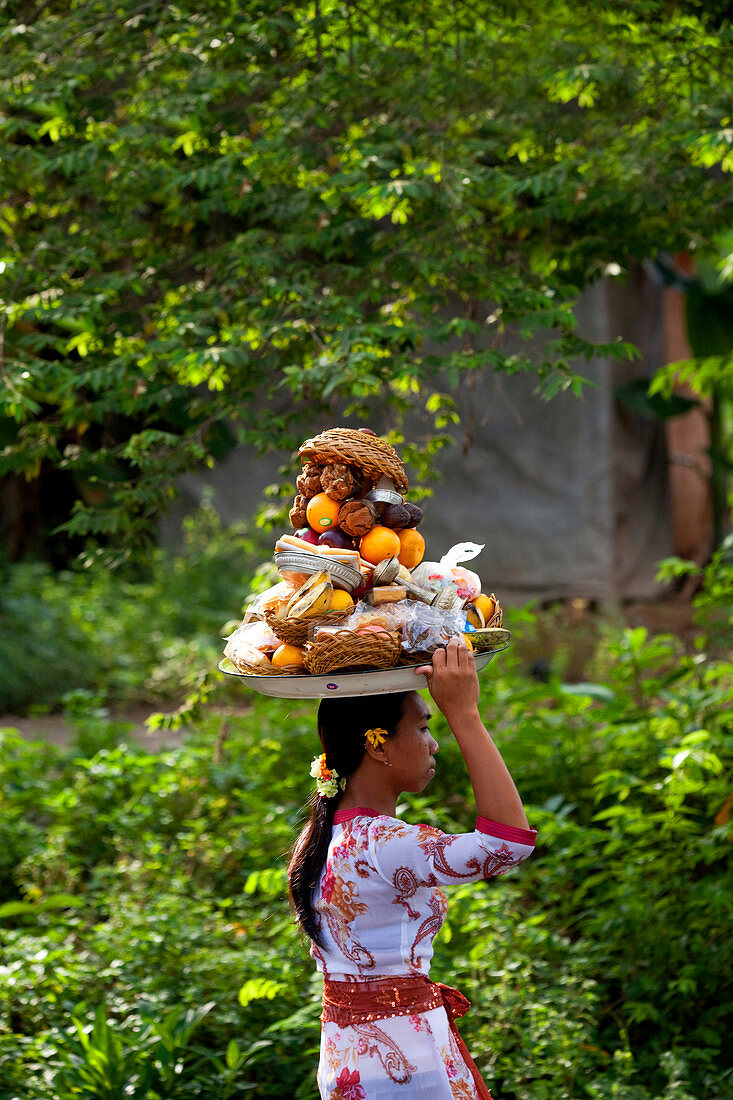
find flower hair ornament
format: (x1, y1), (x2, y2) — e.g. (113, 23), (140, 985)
(364, 727), (388, 749)
(310, 753), (345, 799)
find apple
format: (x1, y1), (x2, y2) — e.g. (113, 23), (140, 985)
(317, 528), (356, 550)
(295, 526), (320, 545)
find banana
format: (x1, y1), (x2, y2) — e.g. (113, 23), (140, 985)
(287, 579), (333, 619)
(469, 627), (511, 652)
(285, 570), (332, 617)
(465, 603), (485, 629)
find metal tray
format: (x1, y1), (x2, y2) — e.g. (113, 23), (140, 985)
(218, 645), (509, 699)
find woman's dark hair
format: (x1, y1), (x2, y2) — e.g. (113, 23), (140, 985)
(288, 692), (410, 944)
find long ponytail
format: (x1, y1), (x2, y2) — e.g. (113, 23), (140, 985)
(287, 692), (409, 945)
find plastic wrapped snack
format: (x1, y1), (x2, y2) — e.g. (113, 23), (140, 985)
(349, 601), (415, 634)
(312, 602), (404, 642)
(397, 601), (468, 659)
(246, 581), (300, 620)
(275, 565), (313, 590)
(224, 619), (283, 673)
(411, 542), (483, 602)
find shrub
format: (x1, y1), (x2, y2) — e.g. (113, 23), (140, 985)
(0, 501), (267, 713)
(0, 539), (729, 1097)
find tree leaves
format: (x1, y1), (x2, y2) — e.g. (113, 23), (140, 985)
(1, 1), (731, 551)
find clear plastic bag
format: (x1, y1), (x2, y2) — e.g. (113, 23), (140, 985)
(311, 601), (406, 642)
(411, 542), (483, 602)
(397, 601), (467, 658)
(225, 619), (282, 658)
(246, 581), (299, 620)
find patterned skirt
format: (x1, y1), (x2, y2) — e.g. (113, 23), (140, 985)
(317, 975), (491, 1100)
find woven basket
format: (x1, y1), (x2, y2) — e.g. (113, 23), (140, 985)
(299, 428), (408, 494)
(486, 608), (503, 628)
(305, 630), (402, 675)
(264, 607), (351, 646)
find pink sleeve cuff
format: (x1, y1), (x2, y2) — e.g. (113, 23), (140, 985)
(476, 816), (537, 847)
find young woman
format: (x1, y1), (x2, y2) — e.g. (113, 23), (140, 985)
(288, 639), (536, 1099)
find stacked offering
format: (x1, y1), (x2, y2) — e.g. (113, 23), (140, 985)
(223, 427), (509, 681)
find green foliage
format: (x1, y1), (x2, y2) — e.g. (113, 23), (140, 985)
(51, 1001), (217, 1100)
(0, 542), (731, 1097)
(0, 500), (265, 712)
(656, 536), (733, 651)
(1, 2), (731, 548)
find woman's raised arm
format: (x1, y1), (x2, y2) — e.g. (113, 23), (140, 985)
(416, 639), (530, 832)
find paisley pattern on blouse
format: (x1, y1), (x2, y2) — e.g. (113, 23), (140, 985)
(314, 811), (536, 1098)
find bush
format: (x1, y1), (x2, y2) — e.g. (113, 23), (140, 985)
(0, 501), (267, 713)
(0, 540), (729, 1098)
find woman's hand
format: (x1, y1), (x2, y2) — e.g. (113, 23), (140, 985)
(414, 638), (479, 722)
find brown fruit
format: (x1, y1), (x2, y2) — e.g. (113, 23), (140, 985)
(338, 498), (377, 538)
(289, 495), (308, 529)
(402, 502), (423, 528)
(380, 502), (411, 529)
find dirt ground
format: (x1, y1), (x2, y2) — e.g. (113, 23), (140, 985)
(618, 595), (698, 639)
(0, 704), (186, 752)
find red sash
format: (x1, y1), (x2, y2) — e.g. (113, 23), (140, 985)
(322, 974), (493, 1099)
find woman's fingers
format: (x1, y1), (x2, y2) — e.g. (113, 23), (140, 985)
(433, 645), (448, 669)
(415, 639), (473, 685)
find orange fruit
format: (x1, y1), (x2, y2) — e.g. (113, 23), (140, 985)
(271, 643), (306, 670)
(306, 492), (341, 531)
(396, 528), (425, 570)
(329, 588), (355, 611)
(305, 492), (343, 530)
(358, 525), (401, 565)
(462, 634), (475, 652)
(474, 593), (497, 622)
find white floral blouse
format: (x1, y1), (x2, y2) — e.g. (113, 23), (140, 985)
(311, 808), (537, 1099)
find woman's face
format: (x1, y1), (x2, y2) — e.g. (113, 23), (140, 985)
(388, 692), (439, 793)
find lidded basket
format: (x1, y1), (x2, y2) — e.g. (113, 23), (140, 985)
(299, 428), (408, 494)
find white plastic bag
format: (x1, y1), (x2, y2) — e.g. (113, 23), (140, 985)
(224, 619), (281, 660)
(411, 542), (484, 602)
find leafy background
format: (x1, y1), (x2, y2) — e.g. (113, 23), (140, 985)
(1, 0), (731, 553)
(0, 511), (731, 1098)
(1, 2), (732, 1097)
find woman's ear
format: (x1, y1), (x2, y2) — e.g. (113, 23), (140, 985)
(363, 739), (391, 765)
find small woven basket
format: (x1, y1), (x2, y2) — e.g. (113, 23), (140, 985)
(305, 630), (402, 675)
(264, 607), (351, 646)
(299, 428), (408, 494)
